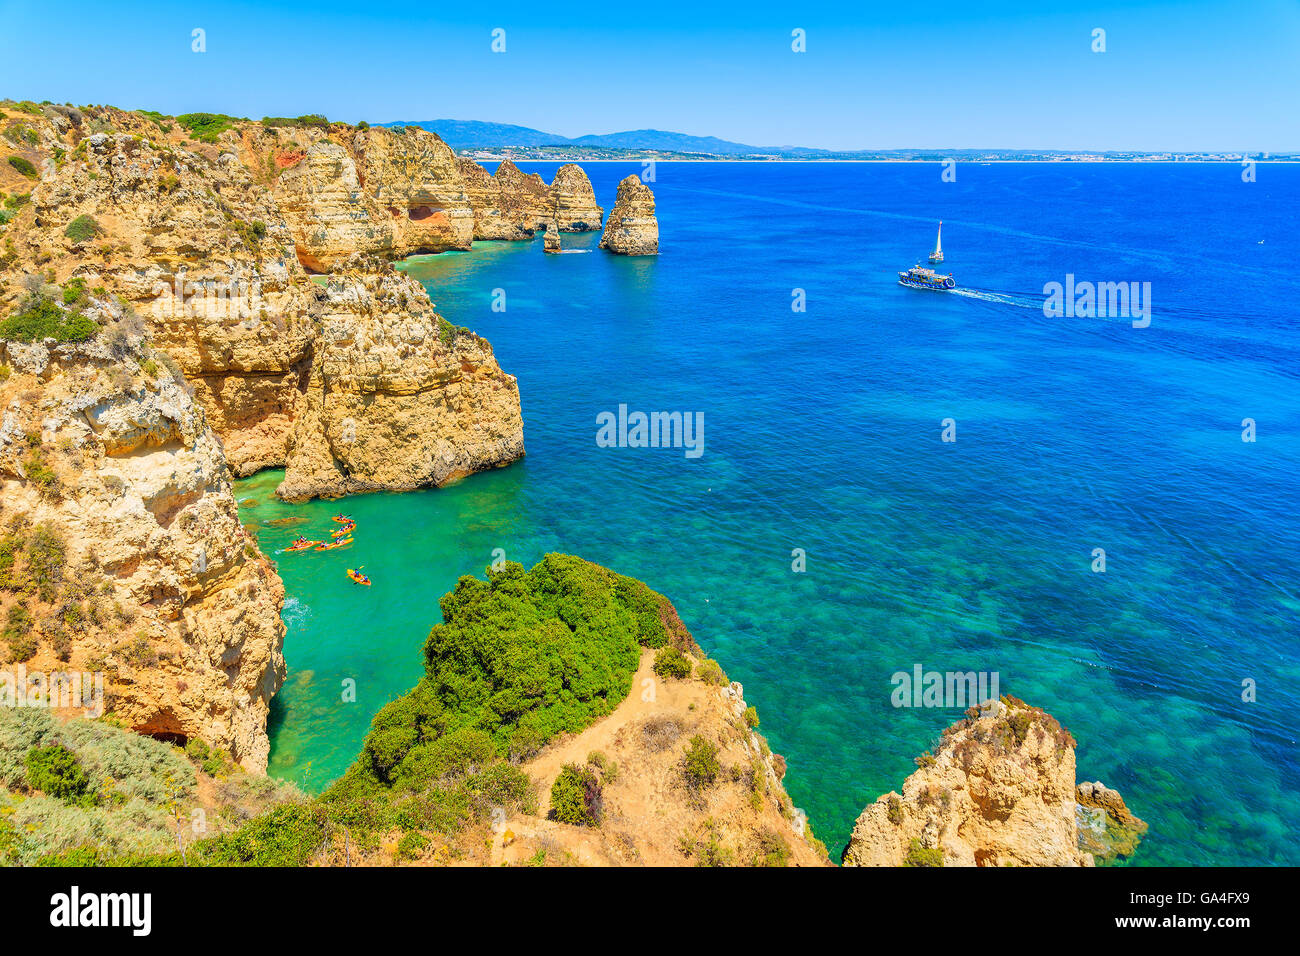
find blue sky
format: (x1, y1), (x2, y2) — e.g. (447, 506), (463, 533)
(1, 0), (1296, 150)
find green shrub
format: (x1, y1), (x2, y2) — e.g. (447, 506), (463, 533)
(61, 277), (87, 305)
(653, 646), (692, 680)
(7, 156), (36, 179)
(903, 838), (944, 867)
(749, 827), (791, 867)
(743, 706), (760, 728)
(25, 523), (66, 601)
(0, 296), (96, 343)
(63, 215), (99, 244)
(193, 803), (327, 866)
(683, 735), (720, 791)
(395, 830), (429, 860)
(695, 658), (727, 686)
(24, 744), (90, 802)
(175, 112), (237, 143)
(549, 763), (600, 827)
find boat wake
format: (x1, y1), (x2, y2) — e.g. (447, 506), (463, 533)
(950, 287), (1043, 310)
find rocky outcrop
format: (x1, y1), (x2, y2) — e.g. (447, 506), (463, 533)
(351, 126), (476, 257)
(0, 333), (285, 770)
(456, 158), (531, 240)
(549, 164), (603, 231)
(842, 697), (1142, 867)
(276, 269), (524, 501)
(491, 161), (553, 235)
(600, 175), (658, 255)
(1076, 780), (1149, 863)
(543, 221), (561, 254)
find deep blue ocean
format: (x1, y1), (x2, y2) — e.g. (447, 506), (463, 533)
(240, 161), (1300, 865)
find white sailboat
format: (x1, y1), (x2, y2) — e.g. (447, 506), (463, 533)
(929, 221), (944, 263)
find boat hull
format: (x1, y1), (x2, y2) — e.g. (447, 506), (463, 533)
(899, 275), (956, 291)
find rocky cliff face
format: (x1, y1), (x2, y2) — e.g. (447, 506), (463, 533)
(15, 121), (318, 478)
(0, 332), (285, 770)
(841, 697), (1143, 867)
(548, 164), (603, 232)
(0, 107), (527, 501)
(600, 174), (659, 256)
(276, 268), (524, 501)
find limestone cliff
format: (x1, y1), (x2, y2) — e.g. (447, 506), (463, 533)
(548, 164), (603, 232)
(0, 330), (285, 770)
(600, 174), (659, 255)
(0, 107), (526, 500)
(841, 697), (1143, 867)
(276, 268), (524, 501)
(12, 121), (317, 477)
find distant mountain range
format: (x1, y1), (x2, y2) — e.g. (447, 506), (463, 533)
(383, 119), (812, 155)
(379, 120), (1285, 162)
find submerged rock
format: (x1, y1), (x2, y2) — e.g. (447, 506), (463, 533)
(600, 175), (658, 255)
(1076, 780), (1149, 863)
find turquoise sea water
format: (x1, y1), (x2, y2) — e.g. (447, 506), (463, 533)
(237, 162), (1300, 865)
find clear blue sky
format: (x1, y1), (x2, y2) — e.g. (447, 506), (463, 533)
(1, 0), (1296, 150)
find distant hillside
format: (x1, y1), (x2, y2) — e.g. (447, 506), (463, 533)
(569, 129), (763, 155)
(388, 119), (570, 148)
(384, 119), (799, 155)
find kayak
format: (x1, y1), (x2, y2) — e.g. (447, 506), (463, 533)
(347, 568), (371, 586)
(331, 514), (353, 524)
(316, 537), (352, 551)
(331, 525), (356, 538)
(285, 540), (321, 552)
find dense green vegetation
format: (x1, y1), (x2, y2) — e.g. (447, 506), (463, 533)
(261, 114), (330, 129)
(175, 112), (239, 143)
(157, 554), (691, 865)
(0, 289), (98, 343)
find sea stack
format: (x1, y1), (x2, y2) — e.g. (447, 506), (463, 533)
(841, 697), (1144, 867)
(544, 219), (562, 253)
(549, 163), (604, 231)
(599, 174), (658, 255)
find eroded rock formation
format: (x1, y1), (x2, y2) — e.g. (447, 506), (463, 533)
(0, 333), (285, 770)
(600, 174), (658, 255)
(549, 163), (604, 231)
(841, 697), (1143, 867)
(277, 269), (524, 501)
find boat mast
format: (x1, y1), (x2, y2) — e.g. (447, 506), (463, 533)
(934, 220), (942, 256)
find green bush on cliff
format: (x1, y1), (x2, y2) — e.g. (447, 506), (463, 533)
(24, 744), (90, 803)
(653, 645), (692, 680)
(64, 215), (100, 244)
(0, 295), (98, 343)
(175, 112), (238, 143)
(903, 838), (944, 867)
(549, 763), (601, 827)
(7, 156), (37, 179)
(683, 735), (721, 792)
(352, 555), (674, 789)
